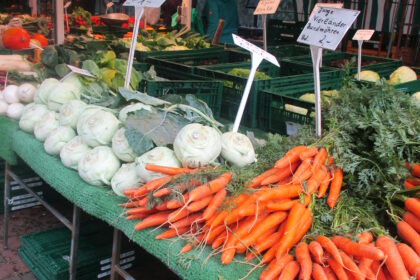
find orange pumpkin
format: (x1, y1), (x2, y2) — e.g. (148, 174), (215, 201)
(2, 27), (30, 50)
(31, 33), (48, 47)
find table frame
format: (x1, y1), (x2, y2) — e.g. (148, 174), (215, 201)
(110, 229), (135, 280)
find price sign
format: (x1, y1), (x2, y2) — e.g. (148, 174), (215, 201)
(67, 65), (95, 77)
(309, 2), (343, 18)
(123, 0), (165, 7)
(254, 0), (281, 15)
(352, 29), (375, 41)
(232, 34), (279, 66)
(298, 7), (360, 51)
(64, 1), (71, 8)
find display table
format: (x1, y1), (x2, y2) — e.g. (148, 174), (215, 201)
(0, 116), (19, 165)
(10, 129), (262, 280)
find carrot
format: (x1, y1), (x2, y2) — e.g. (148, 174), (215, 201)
(397, 243), (420, 276)
(326, 155), (334, 166)
(236, 211), (287, 251)
(126, 213), (148, 220)
(358, 258), (374, 280)
(309, 241), (324, 264)
(296, 242), (312, 280)
(153, 180), (195, 198)
(155, 227), (189, 240)
(318, 169), (331, 198)
(312, 263), (328, 280)
(188, 173), (232, 203)
(167, 193), (189, 209)
(145, 176), (173, 192)
(376, 235), (410, 280)
(134, 211), (171, 230)
(266, 199), (297, 211)
(403, 211), (420, 233)
(261, 162), (300, 185)
(291, 169), (313, 184)
(259, 259), (277, 280)
(180, 243), (193, 254)
(278, 260), (300, 280)
(405, 198), (420, 219)
(258, 184), (304, 202)
(323, 266), (338, 280)
(327, 168), (343, 209)
(137, 196), (149, 207)
(260, 254), (294, 280)
(236, 200), (268, 219)
(331, 236), (384, 261)
(246, 228), (285, 261)
(119, 201), (142, 208)
(397, 221), (420, 255)
(306, 166), (328, 194)
(170, 213), (202, 229)
(292, 208), (313, 244)
(122, 188), (141, 196)
(126, 207), (149, 215)
(370, 260), (387, 280)
(311, 147), (328, 173)
(275, 146), (307, 169)
(153, 188), (171, 198)
(203, 189), (227, 220)
(155, 202), (168, 211)
(212, 232), (228, 249)
(168, 207), (191, 223)
(300, 147), (318, 161)
(256, 225), (277, 244)
(204, 225), (225, 244)
(145, 164), (192, 175)
(276, 203), (307, 259)
(404, 178), (420, 190)
(187, 196), (213, 212)
(339, 251), (364, 280)
(247, 168), (279, 188)
(316, 236), (343, 266)
(327, 256), (348, 280)
(292, 158), (312, 181)
(262, 242), (281, 264)
(223, 196), (256, 225)
(357, 232), (373, 244)
(407, 163), (420, 178)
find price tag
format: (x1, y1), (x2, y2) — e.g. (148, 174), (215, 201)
(232, 34), (279, 67)
(123, 0), (165, 7)
(254, 0), (281, 15)
(67, 65), (95, 78)
(64, 1), (71, 9)
(297, 7), (360, 51)
(352, 29), (374, 41)
(309, 2), (343, 18)
(106, 2), (114, 9)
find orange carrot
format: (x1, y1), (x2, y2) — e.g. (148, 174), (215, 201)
(262, 242), (281, 264)
(169, 213), (202, 229)
(204, 225), (225, 244)
(404, 178), (420, 190)
(299, 147), (318, 161)
(407, 163), (420, 178)
(258, 184), (304, 202)
(256, 225), (278, 245)
(317, 168), (331, 198)
(259, 259), (277, 280)
(202, 189), (227, 220)
(311, 148), (328, 173)
(326, 155), (334, 166)
(331, 236), (384, 261)
(155, 227), (189, 240)
(312, 263), (328, 280)
(316, 236), (343, 266)
(397, 221), (420, 255)
(126, 207), (149, 215)
(126, 213), (148, 220)
(405, 198), (420, 219)
(246, 228), (285, 261)
(357, 232), (373, 244)
(397, 243), (420, 277)
(278, 260), (300, 280)
(292, 158), (312, 181)
(376, 235), (410, 280)
(309, 241), (324, 264)
(291, 169), (313, 184)
(187, 196), (213, 212)
(145, 164), (192, 175)
(339, 251), (364, 280)
(266, 199), (297, 211)
(134, 211), (171, 230)
(327, 256), (348, 280)
(188, 173), (232, 203)
(323, 266), (338, 280)
(262, 162), (300, 185)
(358, 258), (374, 280)
(155, 202), (168, 211)
(168, 207), (191, 223)
(119, 201), (143, 208)
(247, 168), (279, 188)
(275, 146), (307, 169)
(145, 176), (173, 192)
(180, 243), (193, 254)
(292, 208), (313, 244)
(153, 180), (196, 198)
(403, 211), (420, 233)
(260, 254), (294, 280)
(212, 232), (228, 249)
(122, 188), (141, 196)
(306, 166), (328, 194)
(167, 193), (190, 209)
(327, 168), (343, 209)
(296, 242), (312, 280)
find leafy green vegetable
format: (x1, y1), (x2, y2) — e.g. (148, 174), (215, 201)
(54, 64), (70, 78)
(82, 60), (102, 79)
(41, 47), (58, 68)
(124, 126), (154, 155)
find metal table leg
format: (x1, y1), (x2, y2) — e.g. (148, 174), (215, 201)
(69, 205), (80, 280)
(111, 229), (135, 280)
(3, 162), (10, 250)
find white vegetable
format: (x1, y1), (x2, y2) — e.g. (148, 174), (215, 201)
(3, 85), (20, 104)
(78, 146), (121, 186)
(119, 103), (152, 123)
(0, 91), (4, 101)
(0, 100), (9, 115)
(221, 132), (256, 167)
(136, 147), (181, 182)
(17, 83), (37, 103)
(111, 163), (143, 196)
(60, 136), (91, 170)
(34, 111), (59, 141)
(19, 103), (49, 133)
(58, 100), (87, 129)
(34, 78), (59, 104)
(77, 108), (120, 147)
(173, 123), (222, 167)
(43, 126), (76, 155)
(112, 128), (137, 162)
(48, 82), (82, 111)
(6, 103), (24, 120)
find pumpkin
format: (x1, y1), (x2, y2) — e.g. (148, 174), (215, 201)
(31, 33), (48, 47)
(2, 28), (30, 50)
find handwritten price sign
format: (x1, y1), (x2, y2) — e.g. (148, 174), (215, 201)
(254, 0), (281, 15)
(123, 0), (165, 7)
(352, 29), (375, 41)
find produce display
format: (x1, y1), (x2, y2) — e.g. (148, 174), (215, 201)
(357, 66), (418, 85)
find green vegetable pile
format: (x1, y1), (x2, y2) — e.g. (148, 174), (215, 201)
(224, 68), (271, 88)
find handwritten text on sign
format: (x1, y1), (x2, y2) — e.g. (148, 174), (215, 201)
(123, 0), (165, 7)
(352, 29), (375, 41)
(309, 2), (343, 18)
(254, 0), (281, 15)
(297, 7), (359, 50)
(232, 34), (279, 66)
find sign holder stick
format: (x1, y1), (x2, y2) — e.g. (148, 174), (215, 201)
(357, 40), (363, 81)
(310, 45), (323, 137)
(262, 14), (267, 51)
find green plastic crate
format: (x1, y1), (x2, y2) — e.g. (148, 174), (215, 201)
(133, 63), (223, 117)
(228, 44), (310, 59)
(194, 60), (340, 128)
(267, 19), (307, 45)
(259, 72), (343, 135)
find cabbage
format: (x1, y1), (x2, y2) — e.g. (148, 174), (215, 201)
(136, 147), (181, 182)
(60, 136), (91, 170)
(17, 83), (37, 103)
(356, 70), (380, 83)
(19, 103), (49, 133)
(299, 93), (315, 103)
(6, 103), (24, 120)
(118, 103), (152, 123)
(112, 128), (137, 162)
(388, 66), (417, 85)
(78, 146), (121, 186)
(3, 85), (20, 104)
(0, 100), (8, 115)
(58, 100), (87, 129)
(43, 126), (76, 155)
(111, 163), (143, 196)
(173, 123), (221, 167)
(34, 78), (59, 104)
(77, 108), (120, 147)
(221, 132), (256, 167)
(34, 111), (59, 141)
(47, 82), (82, 111)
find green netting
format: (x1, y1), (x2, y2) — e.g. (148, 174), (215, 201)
(0, 116), (19, 165)
(11, 129), (263, 280)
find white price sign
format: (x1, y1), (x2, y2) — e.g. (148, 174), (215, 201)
(254, 0), (281, 15)
(352, 29), (375, 41)
(297, 7), (360, 51)
(67, 65), (95, 78)
(232, 34), (279, 66)
(123, 0), (165, 7)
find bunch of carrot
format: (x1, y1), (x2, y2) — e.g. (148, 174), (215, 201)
(404, 163), (420, 190)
